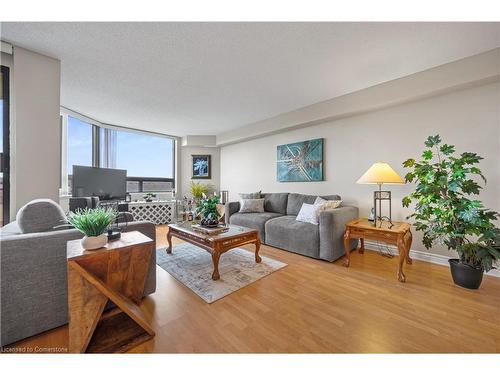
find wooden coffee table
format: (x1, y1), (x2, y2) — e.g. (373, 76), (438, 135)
(166, 223), (261, 280)
(343, 218), (413, 282)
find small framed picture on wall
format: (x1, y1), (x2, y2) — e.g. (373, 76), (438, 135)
(192, 154), (211, 179)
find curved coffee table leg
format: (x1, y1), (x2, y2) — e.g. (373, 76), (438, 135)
(255, 239), (262, 263)
(211, 251), (221, 280)
(166, 231), (173, 254)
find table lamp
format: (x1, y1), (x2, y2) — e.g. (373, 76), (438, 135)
(357, 162), (404, 227)
(219, 190), (229, 205)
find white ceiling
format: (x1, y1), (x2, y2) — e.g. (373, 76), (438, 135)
(1, 22), (499, 136)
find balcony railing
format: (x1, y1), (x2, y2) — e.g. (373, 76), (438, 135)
(67, 175), (175, 195)
(126, 177), (175, 193)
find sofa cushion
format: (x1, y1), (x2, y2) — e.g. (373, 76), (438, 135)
(265, 215), (320, 258)
(16, 199), (68, 234)
(286, 193), (341, 216)
(262, 193), (289, 215)
(229, 212), (282, 243)
(239, 191), (261, 199)
(314, 196), (342, 209)
(239, 198), (265, 213)
(296, 203), (321, 225)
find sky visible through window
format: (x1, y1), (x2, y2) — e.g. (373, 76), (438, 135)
(67, 116), (92, 173)
(115, 129), (173, 178)
(67, 116), (174, 178)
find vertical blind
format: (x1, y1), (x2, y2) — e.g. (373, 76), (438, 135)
(100, 128), (117, 168)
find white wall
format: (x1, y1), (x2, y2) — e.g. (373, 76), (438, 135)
(12, 47), (61, 214)
(179, 146), (220, 198)
(220, 82), (500, 257)
(217, 48), (500, 146)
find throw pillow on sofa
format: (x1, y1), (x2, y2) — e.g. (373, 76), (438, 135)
(239, 198), (265, 213)
(296, 203), (322, 225)
(239, 191), (261, 199)
(314, 196), (342, 210)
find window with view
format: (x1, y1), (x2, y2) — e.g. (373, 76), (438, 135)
(100, 127), (175, 192)
(61, 112), (175, 195)
(65, 116), (93, 194)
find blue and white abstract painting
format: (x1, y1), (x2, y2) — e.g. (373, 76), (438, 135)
(277, 138), (324, 182)
(192, 155), (211, 179)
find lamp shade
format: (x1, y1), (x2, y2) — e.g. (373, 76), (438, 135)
(357, 162), (404, 185)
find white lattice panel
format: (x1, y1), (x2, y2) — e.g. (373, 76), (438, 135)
(128, 201), (175, 225)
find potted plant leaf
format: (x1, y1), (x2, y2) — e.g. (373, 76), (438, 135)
(143, 192), (157, 202)
(196, 194), (221, 227)
(68, 207), (118, 250)
(190, 182), (214, 201)
(402, 135), (500, 289)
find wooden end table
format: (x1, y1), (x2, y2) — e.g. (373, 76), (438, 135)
(67, 231), (155, 353)
(166, 223), (261, 280)
(343, 218), (413, 282)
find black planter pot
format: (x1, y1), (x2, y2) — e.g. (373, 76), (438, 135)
(448, 259), (484, 289)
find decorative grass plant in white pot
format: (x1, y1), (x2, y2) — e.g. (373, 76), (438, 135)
(68, 207), (118, 250)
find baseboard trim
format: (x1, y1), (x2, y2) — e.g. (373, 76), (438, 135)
(363, 240), (500, 278)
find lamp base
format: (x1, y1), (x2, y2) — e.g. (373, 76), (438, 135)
(373, 189), (392, 228)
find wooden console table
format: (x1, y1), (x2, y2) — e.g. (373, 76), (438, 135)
(67, 231), (155, 353)
(343, 218), (413, 282)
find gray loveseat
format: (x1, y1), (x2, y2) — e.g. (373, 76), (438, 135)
(225, 193), (358, 261)
(0, 199), (157, 347)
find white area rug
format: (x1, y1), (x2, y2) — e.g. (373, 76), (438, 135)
(156, 244), (287, 303)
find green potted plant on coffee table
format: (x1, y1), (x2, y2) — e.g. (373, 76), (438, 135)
(196, 194), (221, 227)
(68, 207), (118, 250)
(402, 135), (500, 289)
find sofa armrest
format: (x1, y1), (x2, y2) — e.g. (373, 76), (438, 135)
(318, 206), (359, 261)
(224, 201), (240, 225)
(0, 229), (79, 346)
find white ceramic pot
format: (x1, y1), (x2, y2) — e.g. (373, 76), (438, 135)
(81, 234), (108, 250)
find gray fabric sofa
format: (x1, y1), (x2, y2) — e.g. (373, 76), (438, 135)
(0, 200), (157, 347)
(225, 193), (358, 261)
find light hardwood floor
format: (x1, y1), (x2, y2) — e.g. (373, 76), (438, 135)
(5, 225), (500, 353)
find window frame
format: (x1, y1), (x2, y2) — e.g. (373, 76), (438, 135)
(1, 65), (11, 225)
(60, 108), (176, 195)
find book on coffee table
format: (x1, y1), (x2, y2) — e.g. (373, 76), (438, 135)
(191, 224), (229, 235)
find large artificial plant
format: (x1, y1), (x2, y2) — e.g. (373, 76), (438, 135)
(402, 135), (500, 272)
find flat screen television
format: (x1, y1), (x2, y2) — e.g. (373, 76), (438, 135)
(72, 165), (127, 200)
